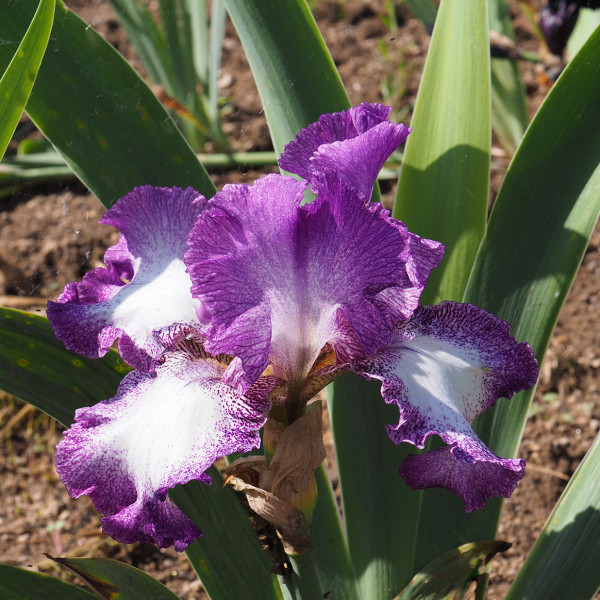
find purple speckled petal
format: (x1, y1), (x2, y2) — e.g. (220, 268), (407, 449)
(353, 301), (538, 510)
(55, 339), (275, 550)
(185, 174), (443, 392)
(47, 186), (207, 370)
(279, 103), (410, 198)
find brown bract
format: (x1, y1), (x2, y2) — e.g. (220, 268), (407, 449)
(225, 402), (326, 555)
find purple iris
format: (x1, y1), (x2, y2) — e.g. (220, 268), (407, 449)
(47, 103), (538, 550)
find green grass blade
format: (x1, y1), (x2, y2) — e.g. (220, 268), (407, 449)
(489, 0), (529, 154)
(108, 0), (176, 93)
(222, 0), (349, 156)
(0, 0), (215, 208)
(412, 23), (600, 572)
(186, 0), (208, 82)
(208, 0), (227, 123)
(505, 433), (600, 600)
(0, 564), (97, 600)
(0, 0), (54, 160)
(394, 0), (490, 305)
(0, 308), (127, 427)
(158, 0), (196, 103)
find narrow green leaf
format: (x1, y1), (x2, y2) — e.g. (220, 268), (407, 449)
(413, 24), (600, 572)
(328, 375), (418, 598)
(158, 0), (197, 104)
(170, 478), (284, 600)
(108, 0), (175, 91)
(396, 540), (510, 600)
(505, 433), (600, 600)
(567, 10), (600, 59)
(49, 556), (181, 599)
(489, 0), (528, 154)
(0, 0), (215, 208)
(402, 0), (437, 29)
(0, 0), (54, 160)
(467, 25), (600, 459)
(222, 0), (349, 156)
(329, 3), (491, 597)
(0, 564), (97, 600)
(394, 0), (490, 305)
(0, 308), (127, 427)
(186, 0), (208, 82)
(207, 0), (227, 123)
(312, 466), (361, 599)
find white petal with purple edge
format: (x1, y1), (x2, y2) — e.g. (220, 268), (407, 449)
(55, 341), (274, 550)
(47, 186), (208, 370)
(185, 174), (443, 392)
(353, 301), (538, 510)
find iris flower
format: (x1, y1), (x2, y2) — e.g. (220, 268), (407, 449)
(48, 104), (538, 551)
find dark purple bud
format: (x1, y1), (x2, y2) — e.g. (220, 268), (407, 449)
(540, 0), (580, 55)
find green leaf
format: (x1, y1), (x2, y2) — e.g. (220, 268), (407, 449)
(0, 564), (97, 600)
(108, 0), (175, 92)
(467, 25), (600, 460)
(0, 308), (127, 427)
(49, 556), (181, 599)
(394, 0), (490, 304)
(328, 375), (419, 598)
(170, 478), (284, 600)
(489, 0), (528, 154)
(567, 10), (600, 59)
(0, 0), (54, 160)
(222, 0), (349, 156)
(311, 466), (361, 599)
(395, 540), (510, 600)
(0, 0), (215, 208)
(413, 23), (600, 573)
(329, 2), (491, 597)
(505, 433), (600, 600)
(402, 0), (437, 28)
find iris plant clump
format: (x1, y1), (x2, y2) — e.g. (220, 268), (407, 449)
(47, 104), (538, 551)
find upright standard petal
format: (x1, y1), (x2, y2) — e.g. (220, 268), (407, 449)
(353, 301), (538, 511)
(47, 186), (207, 370)
(185, 174), (443, 393)
(279, 103), (410, 199)
(55, 338), (275, 550)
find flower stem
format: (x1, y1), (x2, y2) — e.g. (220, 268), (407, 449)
(287, 548), (324, 599)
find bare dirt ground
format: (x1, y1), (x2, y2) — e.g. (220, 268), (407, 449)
(1, 1), (599, 599)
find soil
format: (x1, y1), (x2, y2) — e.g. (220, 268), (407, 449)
(1, 1), (599, 599)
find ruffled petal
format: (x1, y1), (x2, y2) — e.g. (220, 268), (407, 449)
(47, 186), (207, 370)
(279, 103), (410, 198)
(55, 339), (276, 550)
(353, 301), (538, 510)
(185, 174), (443, 392)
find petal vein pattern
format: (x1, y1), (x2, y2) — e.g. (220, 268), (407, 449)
(185, 174), (443, 393)
(55, 339), (275, 550)
(47, 186), (208, 370)
(353, 301), (539, 511)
